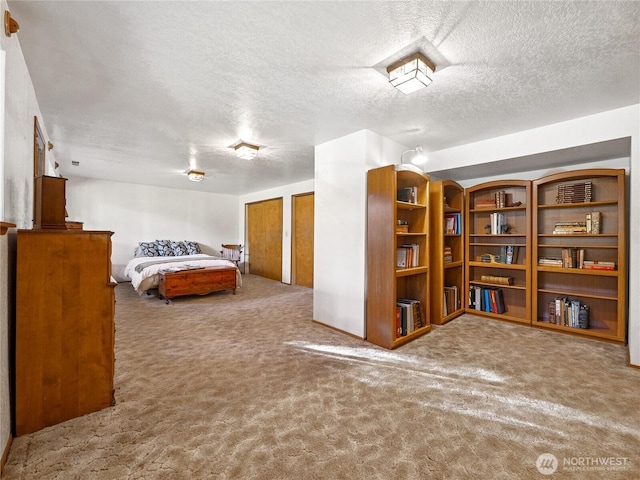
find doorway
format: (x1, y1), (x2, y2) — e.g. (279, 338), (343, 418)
(246, 197), (283, 281)
(292, 193), (314, 287)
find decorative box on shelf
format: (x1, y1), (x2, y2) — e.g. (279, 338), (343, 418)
(396, 225), (409, 233)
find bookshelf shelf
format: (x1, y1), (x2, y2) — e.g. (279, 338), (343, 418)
(468, 262), (526, 270)
(465, 180), (532, 324)
(367, 164), (431, 349)
(538, 288), (618, 301)
(536, 200), (617, 210)
(396, 266), (429, 277)
(430, 180), (465, 325)
(532, 168), (626, 342)
(444, 261), (463, 269)
(469, 280), (527, 290)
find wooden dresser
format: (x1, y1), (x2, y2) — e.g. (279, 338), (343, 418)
(15, 229), (116, 436)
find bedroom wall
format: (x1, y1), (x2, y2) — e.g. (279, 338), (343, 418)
(65, 177), (240, 281)
(313, 130), (406, 338)
(239, 179), (314, 285)
(1, 2), (58, 466)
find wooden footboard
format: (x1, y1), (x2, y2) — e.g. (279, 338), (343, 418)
(158, 266), (237, 301)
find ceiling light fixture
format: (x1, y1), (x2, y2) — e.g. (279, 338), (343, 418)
(235, 142), (259, 160)
(387, 52), (435, 95)
(187, 169), (205, 182)
(401, 145), (428, 166)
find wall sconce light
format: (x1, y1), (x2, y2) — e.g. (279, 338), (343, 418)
(4, 11), (19, 37)
(400, 144), (428, 170)
(187, 169), (205, 182)
(387, 52), (435, 95)
(235, 142), (259, 160)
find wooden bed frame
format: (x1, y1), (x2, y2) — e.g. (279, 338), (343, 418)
(158, 266), (237, 302)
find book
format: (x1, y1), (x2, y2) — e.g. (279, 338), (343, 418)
(578, 305), (589, 329)
(480, 275), (514, 285)
(582, 260), (615, 270)
(505, 245), (517, 264)
(591, 211), (601, 234)
(548, 300), (556, 324)
(489, 289), (498, 313)
(475, 198), (496, 209)
(495, 289), (506, 314)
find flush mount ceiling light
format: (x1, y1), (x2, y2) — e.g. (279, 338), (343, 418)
(235, 142), (259, 160)
(187, 169), (205, 182)
(387, 52), (435, 95)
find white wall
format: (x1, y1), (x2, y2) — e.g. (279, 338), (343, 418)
(66, 177), (240, 281)
(1, 0), (58, 462)
(313, 130), (406, 337)
(239, 179), (314, 285)
(452, 157), (629, 188)
(427, 105), (640, 366)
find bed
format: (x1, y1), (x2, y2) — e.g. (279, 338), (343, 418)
(124, 240), (242, 295)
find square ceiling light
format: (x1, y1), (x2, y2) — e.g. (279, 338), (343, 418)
(387, 52), (435, 95)
(235, 142), (259, 160)
(187, 169), (205, 182)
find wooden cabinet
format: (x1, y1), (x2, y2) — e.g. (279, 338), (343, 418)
(15, 230), (116, 436)
(367, 164), (431, 349)
(532, 169), (626, 343)
(429, 180), (464, 324)
(34, 175), (67, 229)
(465, 180), (531, 324)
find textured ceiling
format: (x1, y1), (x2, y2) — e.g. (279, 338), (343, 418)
(7, 1), (640, 194)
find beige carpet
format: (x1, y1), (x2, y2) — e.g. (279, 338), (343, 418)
(3, 274), (639, 479)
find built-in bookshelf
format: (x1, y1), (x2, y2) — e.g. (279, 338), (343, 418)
(465, 180), (531, 324)
(430, 180), (464, 324)
(532, 169), (626, 343)
(367, 164), (431, 349)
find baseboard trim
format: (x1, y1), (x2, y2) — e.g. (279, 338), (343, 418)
(312, 320), (364, 341)
(1, 434), (13, 473)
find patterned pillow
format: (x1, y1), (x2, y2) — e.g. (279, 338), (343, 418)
(155, 239), (174, 256)
(184, 240), (202, 255)
(135, 241), (160, 257)
(170, 240), (189, 256)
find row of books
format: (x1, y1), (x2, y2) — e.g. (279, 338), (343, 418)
(396, 244), (419, 268)
(551, 213), (601, 234)
(489, 212), (508, 234)
(538, 255), (615, 270)
(396, 299), (425, 337)
(556, 181), (592, 204)
(474, 192), (516, 209)
(443, 246), (453, 263)
(548, 297), (589, 328)
(468, 286), (506, 314)
(562, 248), (584, 268)
(397, 186), (418, 204)
(444, 213), (462, 235)
(443, 286), (459, 316)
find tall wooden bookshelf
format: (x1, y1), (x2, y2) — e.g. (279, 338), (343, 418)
(532, 169), (626, 343)
(465, 180), (531, 324)
(430, 180), (464, 324)
(367, 164), (431, 349)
